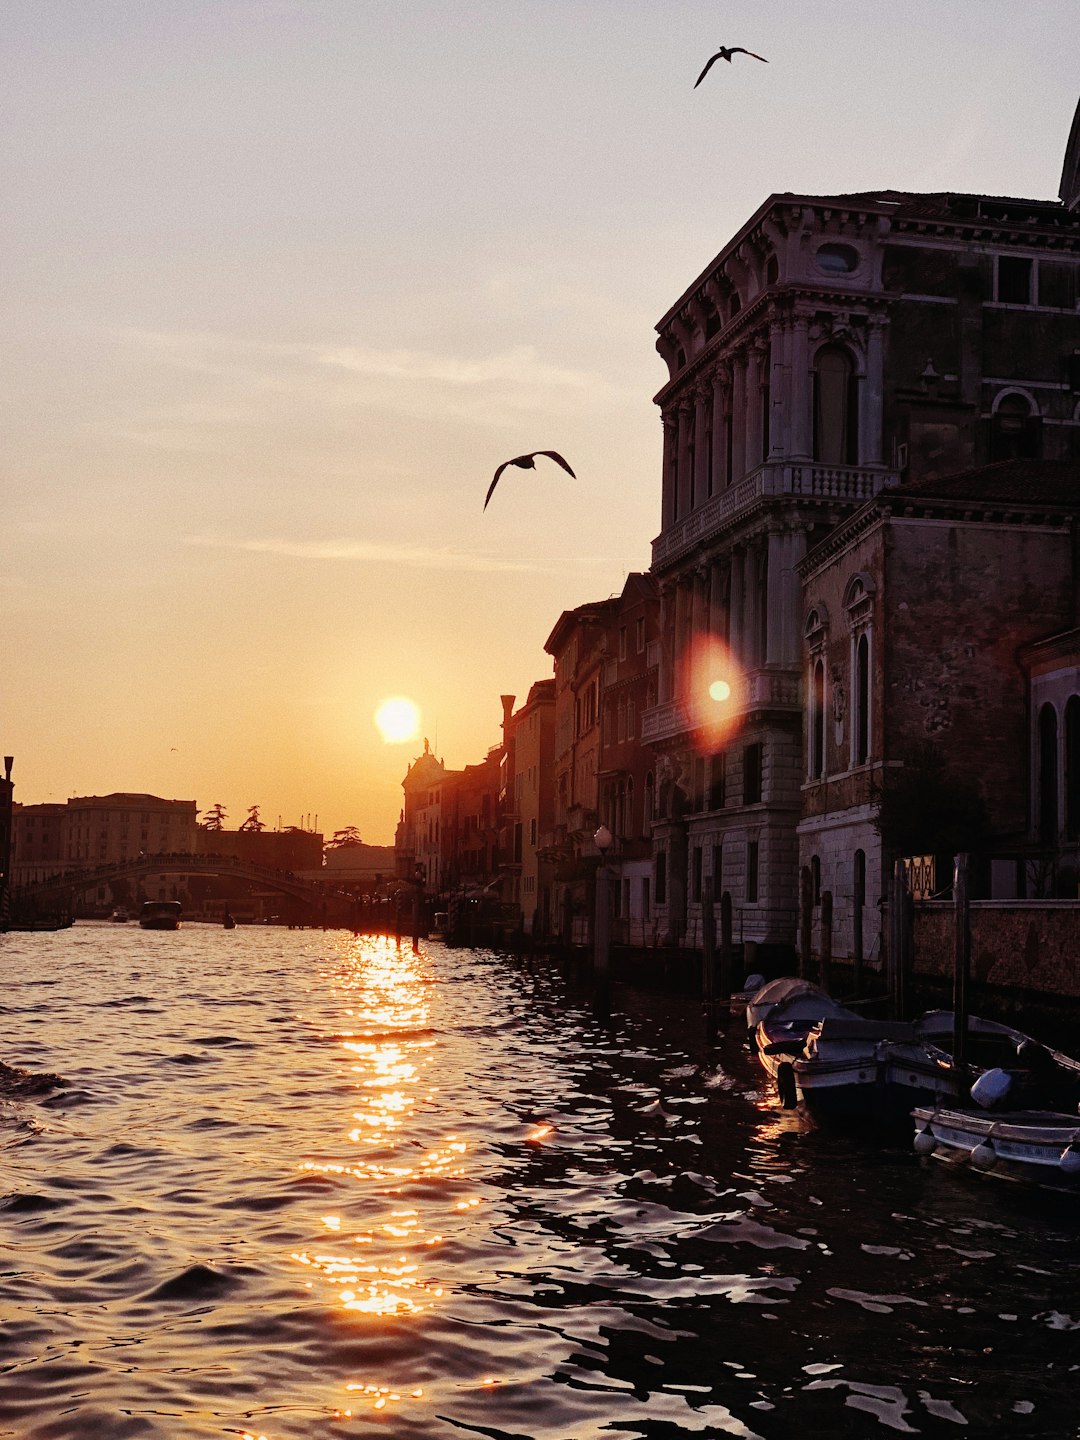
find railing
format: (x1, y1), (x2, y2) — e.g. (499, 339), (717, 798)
(642, 668), (801, 743)
(652, 461), (897, 568)
(640, 698), (694, 744)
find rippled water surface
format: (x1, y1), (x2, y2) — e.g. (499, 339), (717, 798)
(2, 925), (1079, 1439)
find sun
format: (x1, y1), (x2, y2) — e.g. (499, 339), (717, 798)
(374, 696), (421, 744)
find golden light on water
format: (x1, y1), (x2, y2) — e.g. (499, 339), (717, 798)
(374, 695), (421, 744)
(685, 636), (746, 755)
(295, 936), (466, 1329)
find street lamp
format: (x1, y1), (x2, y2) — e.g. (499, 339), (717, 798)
(594, 824), (613, 857)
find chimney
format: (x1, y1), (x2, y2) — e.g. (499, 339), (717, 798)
(500, 694), (516, 734)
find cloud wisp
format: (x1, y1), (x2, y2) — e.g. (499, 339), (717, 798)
(185, 534), (549, 573)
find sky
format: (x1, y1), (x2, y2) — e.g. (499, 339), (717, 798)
(2, 1), (1077, 844)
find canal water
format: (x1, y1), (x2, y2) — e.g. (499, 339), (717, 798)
(2, 926), (1078, 1440)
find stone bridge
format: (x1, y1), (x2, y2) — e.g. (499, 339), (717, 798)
(16, 851), (355, 915)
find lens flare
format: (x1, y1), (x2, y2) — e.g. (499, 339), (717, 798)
(686, 636), (746, 754)
(375, 696), (421, 744)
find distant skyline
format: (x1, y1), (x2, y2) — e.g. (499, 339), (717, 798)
(3, 1), (1077, 843)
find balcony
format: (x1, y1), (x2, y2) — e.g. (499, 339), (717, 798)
(640, 697), (694, 745)
(652, 461), (897, 569)
(641, 668), (802, 744)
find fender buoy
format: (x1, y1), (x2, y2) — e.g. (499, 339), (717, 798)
(777, 1061), (798, 1109)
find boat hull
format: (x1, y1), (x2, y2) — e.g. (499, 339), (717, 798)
(914, 1106), (1080, 1191)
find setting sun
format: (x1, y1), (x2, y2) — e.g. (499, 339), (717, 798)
(375, 697), (421, 744)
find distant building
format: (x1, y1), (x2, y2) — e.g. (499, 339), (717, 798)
(596, 573), (661, 943)
(645, 98), (1080, 964)
(397, 740), (450, 890)
(12, 792), (198, 886)
(320, 841), (396, 891)
(500, 680), (556, 934)
(194, 824), (323, 871)
(544, 596), (619, 940)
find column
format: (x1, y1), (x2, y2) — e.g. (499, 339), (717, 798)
(661, 411), (678, 529)
(790, 316), (812, 460)
(712, 367), (729, 492)
(860, 316), (887, 466)
(658, 581), (675, 703)
(742, 544), (762, 670)
(728, 547), (744, 662)
(678, 401), (694, 520)
(745, 346), (764, 473)
(769, 320), (787, 459)
(673, 578), (689, 700)
(693, 388), (709, 511)
(730, 354), (747, 484)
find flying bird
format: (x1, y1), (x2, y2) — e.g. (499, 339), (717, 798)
(484, 450), (576, 511)
(694, 46), (768, 87)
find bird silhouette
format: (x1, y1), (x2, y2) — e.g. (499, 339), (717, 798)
(694, 46), (768, 87)
(484, 450), (576, 510)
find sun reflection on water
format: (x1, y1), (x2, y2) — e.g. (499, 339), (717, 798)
(294, 935), (468, 1325)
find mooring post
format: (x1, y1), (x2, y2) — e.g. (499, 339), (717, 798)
(819, 889), (833, 997)
(701, 875), (716, 1040)
(719, 890), (734, 1009)
(953, 852), (971, 1069)
(593, 858), (611, 1019)
(798, 865), (812, 980)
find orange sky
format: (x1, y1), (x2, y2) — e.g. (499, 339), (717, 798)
(3, 1), (1075, 842)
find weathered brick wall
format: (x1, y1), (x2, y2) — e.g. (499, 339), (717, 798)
(885, 520), (1075, 835)
(914, 901), (1080, 998)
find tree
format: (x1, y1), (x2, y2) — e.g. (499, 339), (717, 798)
(239, 805), (265, 833)
(326, 826), (363, 850)
(873, 743), (990, 863)
(201, 803), (227, 832)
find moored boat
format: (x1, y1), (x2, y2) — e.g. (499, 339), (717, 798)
(913, 1104), (1080, 1190)
(749, 975), (1080, 1126)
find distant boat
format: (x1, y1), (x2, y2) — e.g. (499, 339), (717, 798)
(222, 912), (236, 929)
(110, 907), (130, 923)
(139, 900), (182, 931)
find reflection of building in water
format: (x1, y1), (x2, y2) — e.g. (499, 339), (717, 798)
(644, 97), (1080, 967)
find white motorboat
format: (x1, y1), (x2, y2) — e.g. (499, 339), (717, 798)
(750, 976), (1079, 1125)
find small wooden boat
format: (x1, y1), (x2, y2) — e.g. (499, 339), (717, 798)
(222, 912), (236, 929)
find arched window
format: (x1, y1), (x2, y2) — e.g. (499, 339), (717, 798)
(625, 776), (635, 837)
(811, 854), (821, 906)
(855, 632), (870, 764)
(992, 391), (1042, 461)
(1066, 696), (1080, 841)
(809, 658), (826, 779)
(1038, 703), (1059, 843)
(813, 345), (858, 465)
(644, 771), (655, 826)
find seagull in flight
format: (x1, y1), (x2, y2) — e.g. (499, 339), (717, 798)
(694, 46), (768, 87)
(484, 450), (576, 511)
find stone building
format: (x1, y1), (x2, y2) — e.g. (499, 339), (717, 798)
(596, 573), (661, 943)
(395, 741), (449, 891)
(644, 98), (1080, 964)
(543, 596), (619, 940)
(12, 793), (198, 885)
(499, 680), (556, 935)
(798, 458), (1080, 966)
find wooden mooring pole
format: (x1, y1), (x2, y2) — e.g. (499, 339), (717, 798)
(953, 852), (971, 1069)
(701, 876), (717, 1040)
